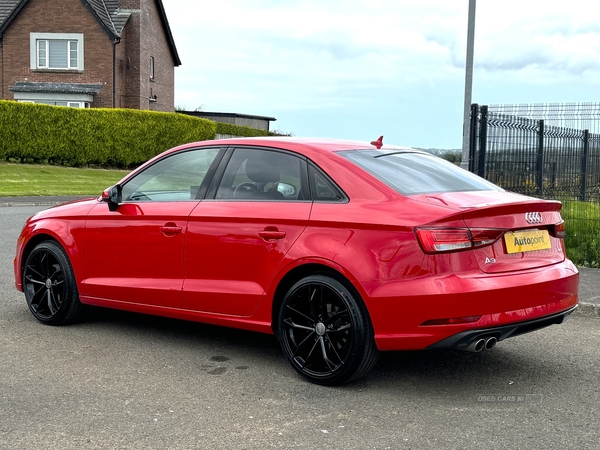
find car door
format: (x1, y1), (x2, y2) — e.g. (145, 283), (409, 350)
(183, 147), (312, 315)
(81, 147), (224, 307)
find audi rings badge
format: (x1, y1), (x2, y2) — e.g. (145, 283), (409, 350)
(525, 212), (543, 224)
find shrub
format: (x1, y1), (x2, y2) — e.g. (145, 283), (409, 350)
(0, 101), (216, 168)
(215, 121), (271, 138)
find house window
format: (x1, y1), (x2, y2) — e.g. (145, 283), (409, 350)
(18, 100), (89, 108)
(30, 33), (84, 70)
(37, 39), (78, 69)
(150, 56), (155, 81)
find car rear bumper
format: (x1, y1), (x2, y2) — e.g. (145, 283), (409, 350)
(426, 305), (578, 351)
(368, 261), (579, 351)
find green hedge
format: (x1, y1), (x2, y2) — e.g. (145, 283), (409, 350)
(0, 101), (216, 168)
(215, 121), (271, 137)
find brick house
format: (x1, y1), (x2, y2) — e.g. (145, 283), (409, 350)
(0, 0), (180, 110)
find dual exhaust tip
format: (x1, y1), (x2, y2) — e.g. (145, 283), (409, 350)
(464, 336), (497, 352)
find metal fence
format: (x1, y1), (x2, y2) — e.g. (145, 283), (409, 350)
(468, 103), (600, 266)
(468, 103), (600, 201)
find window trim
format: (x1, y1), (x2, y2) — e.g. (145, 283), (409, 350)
(30, 33), (84, 71)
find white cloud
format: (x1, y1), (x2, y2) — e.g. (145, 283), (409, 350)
(163, 0), (600, 148)
(472, 0), (600, 75)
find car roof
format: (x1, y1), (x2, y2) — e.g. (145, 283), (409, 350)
(174, 136), (416, 155)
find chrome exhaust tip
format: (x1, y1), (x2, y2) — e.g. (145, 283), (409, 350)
(485, 336), (497, 350)
(465, 338), (486, 352)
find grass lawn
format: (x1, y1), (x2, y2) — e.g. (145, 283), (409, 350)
(0, 162), (128, 197)
(561, 198), (600, 267)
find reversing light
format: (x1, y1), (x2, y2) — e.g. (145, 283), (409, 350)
(415, 227), (505, 254)
(421, 316), (482, 326)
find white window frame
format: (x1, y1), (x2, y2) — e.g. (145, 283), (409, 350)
(14, 90), (94, 107)
(17, 100), (89, 108)
(30, 33), (84, 70)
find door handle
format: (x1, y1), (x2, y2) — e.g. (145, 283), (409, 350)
(259, 228), (286, 240)
(160, 223), (182, 236)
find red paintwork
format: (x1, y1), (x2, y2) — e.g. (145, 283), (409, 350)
(14, 137), (579, 350)
(83, 201), (195, 307)
(183, 201), (311, 315)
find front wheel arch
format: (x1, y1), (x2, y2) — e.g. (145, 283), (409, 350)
(20, 234), (59, 274)
(22, 239), (85, 325)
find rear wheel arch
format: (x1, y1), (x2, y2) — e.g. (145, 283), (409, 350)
(271, 263), (371, 333)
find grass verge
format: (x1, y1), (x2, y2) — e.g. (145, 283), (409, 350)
(0, 162), (127, 196)
(561, 199), (600, 268)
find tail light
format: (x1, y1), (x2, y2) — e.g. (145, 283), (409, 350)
(550, 221), (566, 239)
(415, 227), (506, 254)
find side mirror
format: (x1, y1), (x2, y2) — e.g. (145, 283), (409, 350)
(101, 185), (122, 211)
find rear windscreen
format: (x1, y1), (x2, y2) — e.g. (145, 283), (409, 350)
(338, 150), (502, 195)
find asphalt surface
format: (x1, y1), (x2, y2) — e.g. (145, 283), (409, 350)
(2, 196), (598, 317)
(1, 202), (599, 449)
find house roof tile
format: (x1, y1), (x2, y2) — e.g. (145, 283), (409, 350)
(0, 0), (19, 22)
(0, 0), (23, 33)
(9, 81), (103, 95)
(85, 0), (128, 38)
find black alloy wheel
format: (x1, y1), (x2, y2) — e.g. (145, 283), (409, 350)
(277, 274), (378, 385)
(22, 241), (84, 325)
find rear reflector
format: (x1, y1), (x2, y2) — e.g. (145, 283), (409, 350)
(416, 227), (505, 254)
(421, 316), (482, 326)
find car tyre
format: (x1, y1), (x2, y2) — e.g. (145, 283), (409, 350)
(22, 241), (84, 325)
(277, 274), (379, 385)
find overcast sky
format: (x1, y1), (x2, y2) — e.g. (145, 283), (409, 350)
(162, 0), (600, 149)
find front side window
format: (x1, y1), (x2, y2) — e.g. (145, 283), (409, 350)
(30, 33), (83, 70)
(121, 148), (222, 202)
(215, 148), (306, 201)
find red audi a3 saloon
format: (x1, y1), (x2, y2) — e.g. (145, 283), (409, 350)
(14, 137), (579, 385)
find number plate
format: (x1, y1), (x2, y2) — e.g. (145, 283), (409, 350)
(504, 230), (551, 254)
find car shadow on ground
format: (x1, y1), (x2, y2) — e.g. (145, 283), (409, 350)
(81, 305), (282, 356)
(75, 305), (568, 394)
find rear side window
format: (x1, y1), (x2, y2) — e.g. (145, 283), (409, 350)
(215, 148), (307, 201)
(309, 164), (346, 202)
(338, 150), (501, 195)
